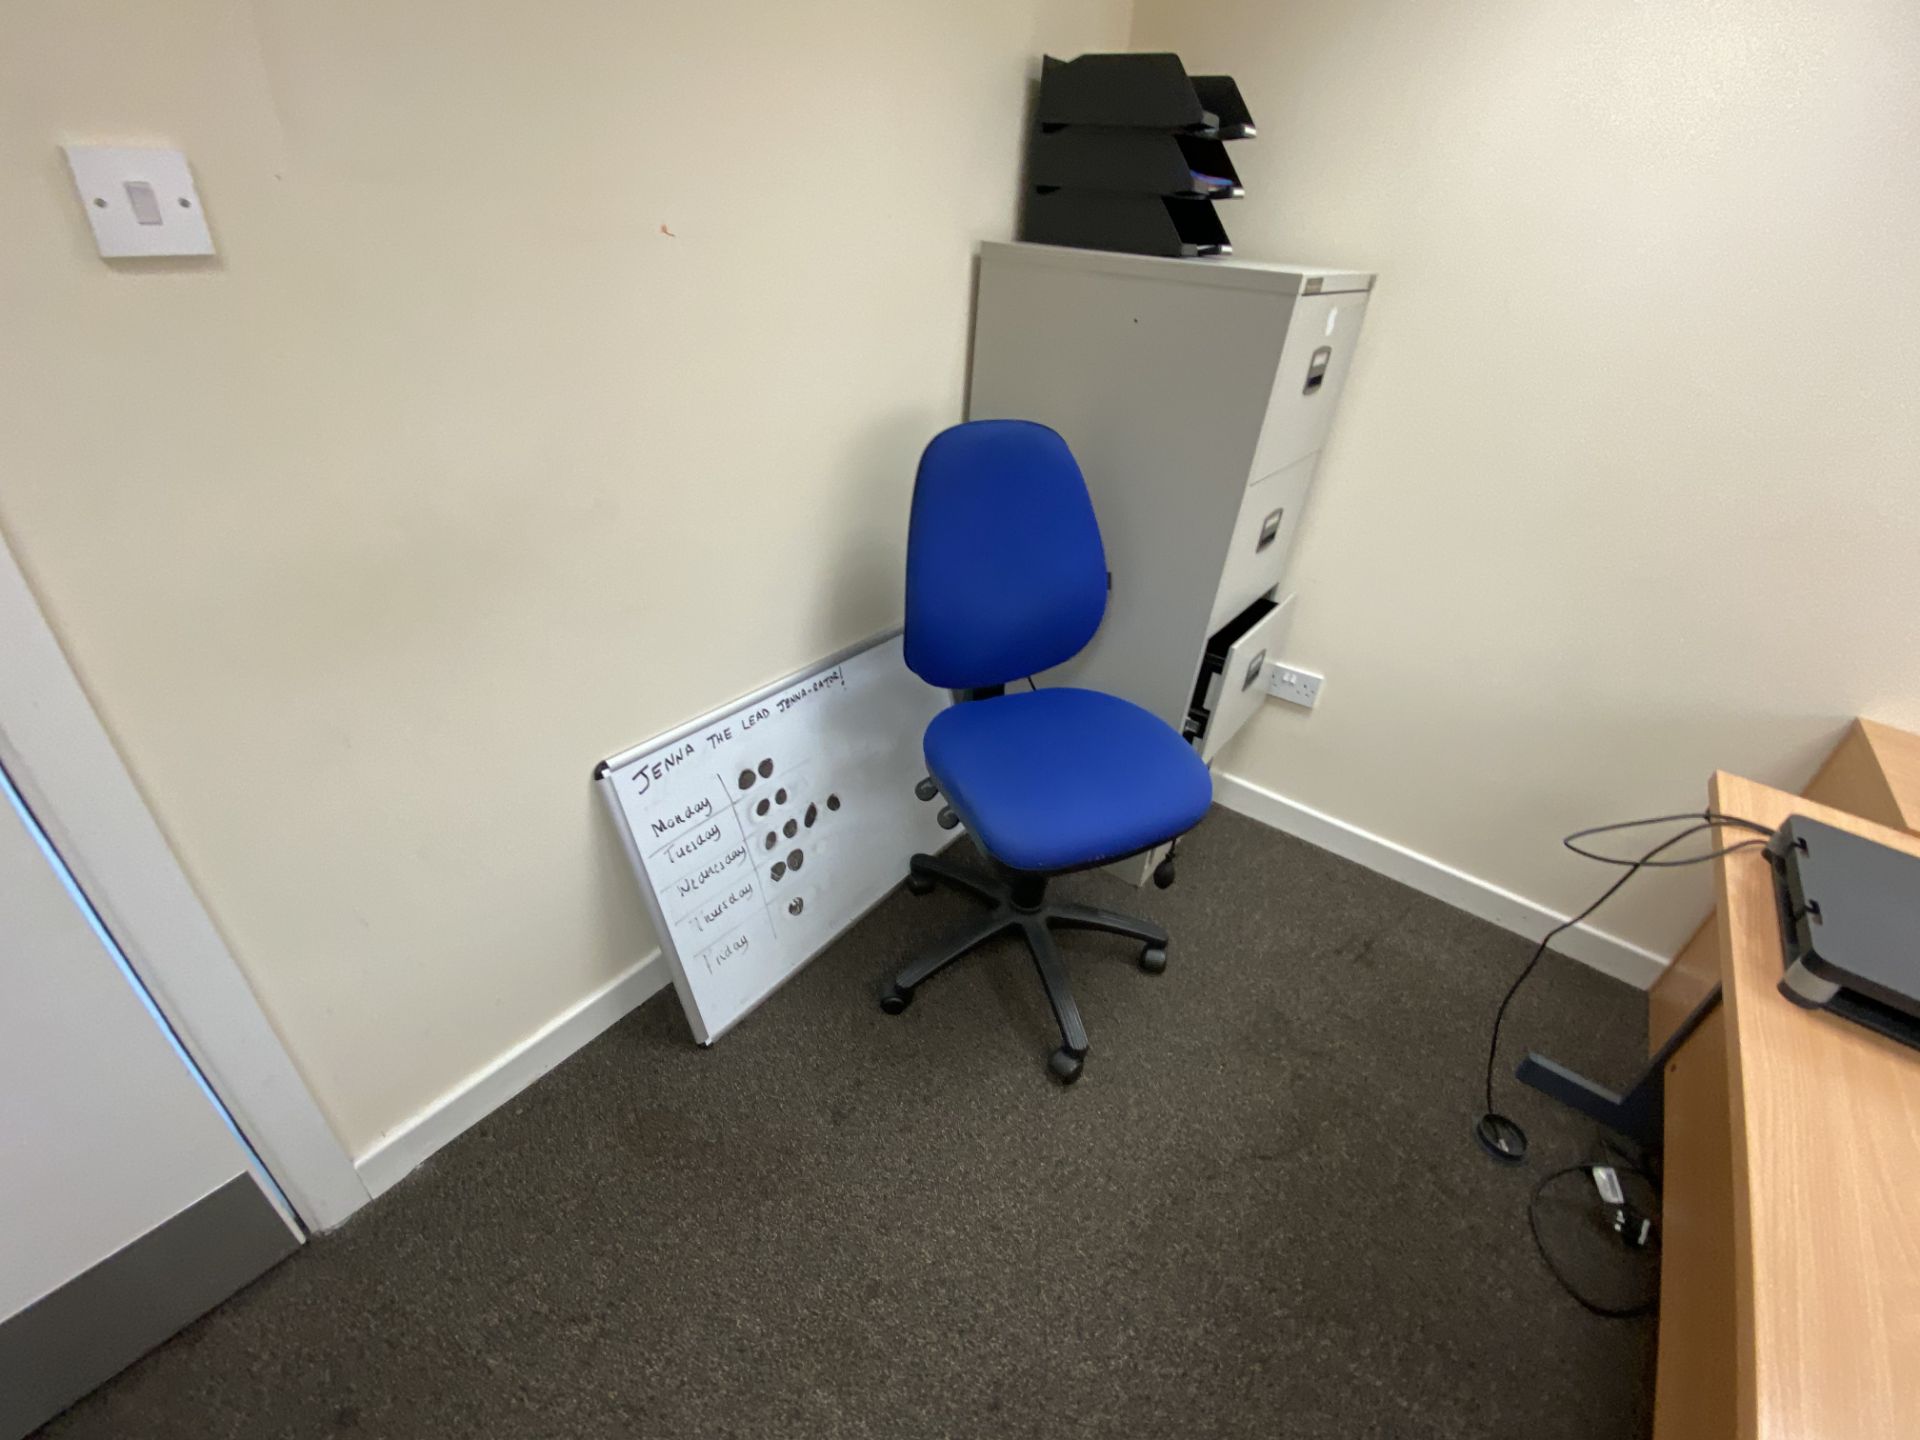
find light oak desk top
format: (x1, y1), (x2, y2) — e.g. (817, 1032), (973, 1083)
(1708, 771), (1920, 1440)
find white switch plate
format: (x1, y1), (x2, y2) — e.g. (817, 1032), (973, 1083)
(1267, 662), (1324, 709)
(63, 146), (214, 258)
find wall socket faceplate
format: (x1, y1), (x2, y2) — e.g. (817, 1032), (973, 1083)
(1266, 662), (1324, 709)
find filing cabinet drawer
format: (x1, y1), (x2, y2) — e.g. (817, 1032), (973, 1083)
(1190, 594), (1290, 765)
(1209, 452), (1316, 633)
(1245, 290), (1368, 483)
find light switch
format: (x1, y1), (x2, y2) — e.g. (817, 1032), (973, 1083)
(124, 180), (163, 225)
(63, 145), (214, 258)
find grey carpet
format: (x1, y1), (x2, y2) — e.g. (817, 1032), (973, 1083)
(39, 807), (1656, 1439)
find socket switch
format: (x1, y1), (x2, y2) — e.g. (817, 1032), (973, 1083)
(1267, 662), (1324, 709)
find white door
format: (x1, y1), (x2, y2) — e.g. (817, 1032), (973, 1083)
(0, 765), (299, 1437)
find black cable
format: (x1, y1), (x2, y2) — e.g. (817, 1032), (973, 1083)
(1564, 811), (1775, 867)
(1477, 811), (1774, 1151)
(1024, 676), (1038, 692)
(1565, 811), (1774, 843)
(1478, 811), (1769, 1306)
(1528, 1160), (1660, 1318)
(1483, 820), (1724, 1115)
(1564, 838), (1771, 868)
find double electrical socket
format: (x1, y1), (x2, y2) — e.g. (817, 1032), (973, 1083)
(1266, 662), (1324, 709)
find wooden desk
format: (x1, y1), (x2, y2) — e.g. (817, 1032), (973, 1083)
(1652, 771), (1920, 1439)
(1648, 721), (1920, 1049)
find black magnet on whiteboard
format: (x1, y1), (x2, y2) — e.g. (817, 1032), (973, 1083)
(784, 819), (798, 838)
(827, 794), (841, 811)
(737, 769), (755, 790)
(788, 850), (804, 870)
(788, 897), (804, 916)
(765, 832), (777, 850)
(805, 803), (818, 827)
(776, 787), (789, 805)
(756, 798), (770, 817)
(770, 861), (786, 881)
(758, 758), (774, 778)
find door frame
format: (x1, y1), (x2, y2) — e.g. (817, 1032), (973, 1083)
(0, 527), (367, 1232)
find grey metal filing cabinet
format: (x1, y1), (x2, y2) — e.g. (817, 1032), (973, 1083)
(967, 240), (1373, 885)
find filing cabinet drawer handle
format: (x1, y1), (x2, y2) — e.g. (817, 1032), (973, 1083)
(1255, 508), (1284, 552)
(1304, 345), (1332, 395)
(1242, 649), (1268, 692)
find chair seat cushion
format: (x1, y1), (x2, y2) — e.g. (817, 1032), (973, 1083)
(923, 687), (1213, 872)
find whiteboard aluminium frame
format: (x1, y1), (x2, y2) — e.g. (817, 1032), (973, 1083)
(595, 625), (949, 1047)
(0, 529), (369, 1232)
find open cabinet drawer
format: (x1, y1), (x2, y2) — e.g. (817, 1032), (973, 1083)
(1187, 593), (1291, 764)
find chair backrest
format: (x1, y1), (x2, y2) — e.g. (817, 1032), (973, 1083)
(903, 420), (1107, 690)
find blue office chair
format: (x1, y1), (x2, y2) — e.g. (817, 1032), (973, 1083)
(881, 419), (1213, 1083)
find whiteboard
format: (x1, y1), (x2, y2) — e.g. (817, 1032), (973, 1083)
(596, 631), (955, 1044)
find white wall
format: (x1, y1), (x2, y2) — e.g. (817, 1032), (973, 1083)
(1131, 0), (1920, 955)
(17, 0), (1909, 1160)
(0, 0), (1131, 1158)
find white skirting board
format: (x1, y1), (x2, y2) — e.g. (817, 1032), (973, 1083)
(355, 949), (671, 1198)
(1213, 773), (1670, 990)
